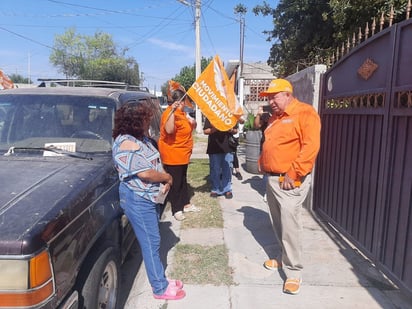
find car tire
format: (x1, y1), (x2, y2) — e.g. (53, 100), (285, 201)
(79, 245), (121, 309)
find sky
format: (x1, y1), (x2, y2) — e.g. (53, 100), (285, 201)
(0, 0), (277, 92)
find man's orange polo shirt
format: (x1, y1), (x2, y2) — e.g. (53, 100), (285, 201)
(259, 98), (321, 181)
(158, 106), (194, 165)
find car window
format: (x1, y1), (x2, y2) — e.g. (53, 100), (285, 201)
(0, 94), (116, 154)
(122, 97), (161, 142)
(158, 96), (169, 111)
(148, 97), (162, 140)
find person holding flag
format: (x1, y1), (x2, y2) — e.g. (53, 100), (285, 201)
(158, 81), (200, 221)
(185, 55), (244, 199)
(187, 55), (243, 132)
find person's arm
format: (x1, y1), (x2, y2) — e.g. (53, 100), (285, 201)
(138, 169), (173, 186)
(203, 118), (217, 135)
(119, 139), (173, 187)
(228, 126), (238, 135)
(254, 115), (261, 129)
(164, 101), (183, 134)
(254, 106), (264, 129)
(186, 113), (197, 130)
(164, 111), (175, 134)
(287, 110), (321, 182)
(203, 126), (217, 135)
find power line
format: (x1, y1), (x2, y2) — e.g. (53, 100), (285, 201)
(45, 0), (175, 19)
(0, 26), (54, 50)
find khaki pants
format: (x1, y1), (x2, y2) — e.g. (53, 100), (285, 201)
(266, 174), (311, 279)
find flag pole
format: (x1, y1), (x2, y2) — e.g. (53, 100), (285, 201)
(165, 93), (187, 122)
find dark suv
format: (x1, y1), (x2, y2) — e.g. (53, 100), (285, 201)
(0, 86), (161, 308)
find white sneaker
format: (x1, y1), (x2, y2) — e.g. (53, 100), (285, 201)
(263, 193), (267, 203)
(184, 204), (201, 212)
(174, 211), (186, 221)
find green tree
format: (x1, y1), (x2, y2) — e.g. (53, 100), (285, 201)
(253, 0), (334, 76)
(234, 3), (247, 16)
(50, 28), (140, 84)
(161, 57), (213, 95)
(9, 74), (32, 84)
(328, 0), (409, 42)
(253, 0), (409, 76)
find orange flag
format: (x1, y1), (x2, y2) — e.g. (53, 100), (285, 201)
(167, 80), (194, 108)
(187, 55), (243, 131)
(0, 70), (14, 90)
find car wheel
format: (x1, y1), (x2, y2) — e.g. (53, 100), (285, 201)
(80, 246), (120, 309)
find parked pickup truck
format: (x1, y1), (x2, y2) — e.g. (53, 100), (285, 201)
(0, 86), (162, 308)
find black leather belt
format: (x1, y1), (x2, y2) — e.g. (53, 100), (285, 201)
(266, 172), (311, 181)
(267, 172), (283, 177)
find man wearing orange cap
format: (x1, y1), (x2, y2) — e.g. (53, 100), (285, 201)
(258, 78), (321, 295)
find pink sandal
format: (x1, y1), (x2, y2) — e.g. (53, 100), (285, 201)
(168, 279), (184, 290)
(153, 283), (186, 300)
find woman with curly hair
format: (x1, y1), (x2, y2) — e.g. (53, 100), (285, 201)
(112, 102), (185, 300)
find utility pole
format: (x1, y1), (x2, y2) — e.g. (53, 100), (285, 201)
(140, 72), (145, 86)
(28, 52), (31, 84)
(194, 0), (202, 134)
(177, 0), (203, 133)
(239, 13), (245, 109)
(234, 4), (247, 109)
(239, 14), (245, 78)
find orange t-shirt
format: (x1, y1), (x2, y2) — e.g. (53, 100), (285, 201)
(259, 98), (321, 180)
(158, 106), (194, 165)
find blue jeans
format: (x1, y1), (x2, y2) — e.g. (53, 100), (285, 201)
(209, 152), (233, 195)
(119, 183), (168, 295)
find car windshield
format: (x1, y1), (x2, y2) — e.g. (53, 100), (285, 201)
(0, 94), (116, 154)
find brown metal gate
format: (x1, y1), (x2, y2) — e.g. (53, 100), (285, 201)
(314, 18), (412, 294)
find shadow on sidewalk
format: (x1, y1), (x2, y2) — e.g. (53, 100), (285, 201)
(240, 172), (266, 198)
(159, 220), (181, 269)
(118, 213), (180, 308)
(237, 205), (281, 261)
(311, 210), (400, 291)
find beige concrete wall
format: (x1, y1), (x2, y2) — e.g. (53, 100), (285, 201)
(287, 64), (326, 111)
(286, 64), (327, 210)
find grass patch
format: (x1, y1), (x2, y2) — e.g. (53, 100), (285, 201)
(168, 158), (234, 286)
(170, 244), (234, 285)
(193, 133), (208, 143)
(184, 158), (223, 229)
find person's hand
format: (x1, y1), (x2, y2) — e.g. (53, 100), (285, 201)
(205, 126), (217, 134)
(164, 173), (173, 187)
(280, 174), (296, 190)
(162, 183), (171, 193)
(171, 101), (182, 111)
(257, 106), (264, 115)
(228, 127), (237, 134)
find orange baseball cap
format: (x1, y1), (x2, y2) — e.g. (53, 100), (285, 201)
(259, 78), (293, 97)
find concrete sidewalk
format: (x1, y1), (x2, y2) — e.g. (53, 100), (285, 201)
(123, 141), (412, 309)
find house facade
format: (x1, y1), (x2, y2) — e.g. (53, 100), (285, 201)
(225, 61), (275, 116)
